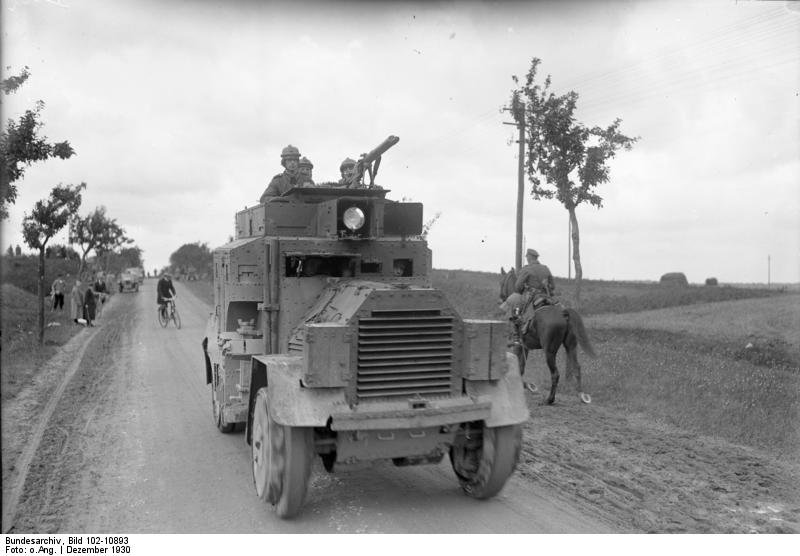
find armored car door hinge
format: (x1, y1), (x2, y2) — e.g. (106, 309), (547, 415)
(257, 302), (279, 312)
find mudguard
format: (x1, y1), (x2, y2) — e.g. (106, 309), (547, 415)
(254, 355), (345, 427)
(464, 352), (529, 427)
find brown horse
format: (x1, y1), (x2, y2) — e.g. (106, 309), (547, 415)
(499, 267), (595, 405)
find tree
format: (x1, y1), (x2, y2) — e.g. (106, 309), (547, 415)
(70, 206), (128, 275)
(169, 242), (212, 277)
(5, 245), (13, 257)
(22, 182), (85, 343)
(14, 244), (21, 256)
(1, 67), (76, 219)
(45, 243), (79, 260)
(103, 246), (143, 274)
(512, 58), (637, 306)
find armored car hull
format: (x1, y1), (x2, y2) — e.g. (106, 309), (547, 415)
(202, 148), (528, 518)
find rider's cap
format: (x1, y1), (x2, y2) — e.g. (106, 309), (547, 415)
(526, 248), (539, 258)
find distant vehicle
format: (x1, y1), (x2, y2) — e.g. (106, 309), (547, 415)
(118, 271), (139, 293)
(202, 136), (528, 519)
(125, 267), (145, 285)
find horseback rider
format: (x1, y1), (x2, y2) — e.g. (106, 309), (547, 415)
(515, 248), (556, 308)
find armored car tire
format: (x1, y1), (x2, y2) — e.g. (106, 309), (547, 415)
(251, 387), (313, 518)
(449, 422), (522, 499)
(212, 388), (235, 433)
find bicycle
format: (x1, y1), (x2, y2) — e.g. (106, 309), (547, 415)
(158, 297), (181, 329)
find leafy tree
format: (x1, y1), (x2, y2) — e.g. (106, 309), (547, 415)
(169, 242), (212, 277)
(1, 67), (76, 219)
(5, 245), (13, 257)
(70, 206), (129, 275)
(512, 58), (637, 306)
(45, 243), (79, 260)
(22, 182), (85, 343)
(103, 246), (143, 274)
(420, 211), (442, 240)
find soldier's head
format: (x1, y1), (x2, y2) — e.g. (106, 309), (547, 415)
(281, 145), (301, 173)
(298, 157), (313, 179)
(340, 158), (356, 181)
(525, 248), (539, 262)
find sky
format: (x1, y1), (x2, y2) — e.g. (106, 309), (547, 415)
(1, 0), (798, 284)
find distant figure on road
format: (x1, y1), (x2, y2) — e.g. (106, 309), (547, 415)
(94, 274), (107, 316)
(51, 274), (66, 311)
(515, 248), (555, 306)
(84, 285), (97, 327)
(70, 279), (84, 324)
(157, 272), (177, 319)
(260, 145), (302, 201)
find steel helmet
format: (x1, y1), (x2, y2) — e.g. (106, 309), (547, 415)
(299, 156), (313, 169)
(281, 145), (301, 160)
(340, 157), (356, 171)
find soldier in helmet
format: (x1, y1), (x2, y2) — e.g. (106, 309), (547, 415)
(338, 157), (357, 186)
(260, 145), (302, 202)
(298, 157), (315, 187)
(515, 248), (556, 306)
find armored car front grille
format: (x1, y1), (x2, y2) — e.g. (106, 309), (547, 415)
(356, 309), (454, 401)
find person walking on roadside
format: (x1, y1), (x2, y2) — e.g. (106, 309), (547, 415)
(70, 279), (84, 324)
(51, 274), (66, 311)
(84, 285), (97, 327)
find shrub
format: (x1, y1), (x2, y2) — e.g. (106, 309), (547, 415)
(705, 277), (718, 286)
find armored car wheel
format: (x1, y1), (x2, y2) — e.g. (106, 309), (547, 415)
(251, 387), (313, 518)
(449, 422), (522, 499)
(212, 387), (235, 433)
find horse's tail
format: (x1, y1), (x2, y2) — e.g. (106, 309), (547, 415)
(567, 309), (596, 358)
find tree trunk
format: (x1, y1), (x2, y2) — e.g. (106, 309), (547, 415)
(37, 247), (46, 345)
(79, 251), (87, 279)
(568, 207), (582, 310)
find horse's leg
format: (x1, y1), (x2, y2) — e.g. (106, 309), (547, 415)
(565, 330), (591, 404)
(540, 325), (561, 405)
(564, 334), (581, 392)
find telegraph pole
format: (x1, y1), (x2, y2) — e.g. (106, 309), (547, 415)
(503, 93), (525, 270)
(768, 254), (771, 288)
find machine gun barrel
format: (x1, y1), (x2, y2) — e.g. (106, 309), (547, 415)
(360, 135), (399, 166)
(351, 135), (400, 187)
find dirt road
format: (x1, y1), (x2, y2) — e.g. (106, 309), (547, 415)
(2, 281), (619, 533)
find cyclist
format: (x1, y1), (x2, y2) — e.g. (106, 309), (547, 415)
(157, 272), (177, 320)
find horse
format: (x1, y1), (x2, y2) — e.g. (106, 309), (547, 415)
(499, 267), (595, 405)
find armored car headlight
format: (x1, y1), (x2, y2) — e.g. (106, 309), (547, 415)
(343, 207), (366, 231)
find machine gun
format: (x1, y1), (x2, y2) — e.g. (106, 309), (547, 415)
(348, 135), (400, 188)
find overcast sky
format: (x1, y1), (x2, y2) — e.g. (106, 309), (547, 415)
(2, 0), (798, 284)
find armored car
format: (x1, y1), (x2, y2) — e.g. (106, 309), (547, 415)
(202, 137), (528, 518)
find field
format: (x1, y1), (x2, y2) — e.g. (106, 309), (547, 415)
(1, 256), (94, 401)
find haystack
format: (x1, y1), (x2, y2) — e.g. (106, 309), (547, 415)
(659, 272), (688, 286)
